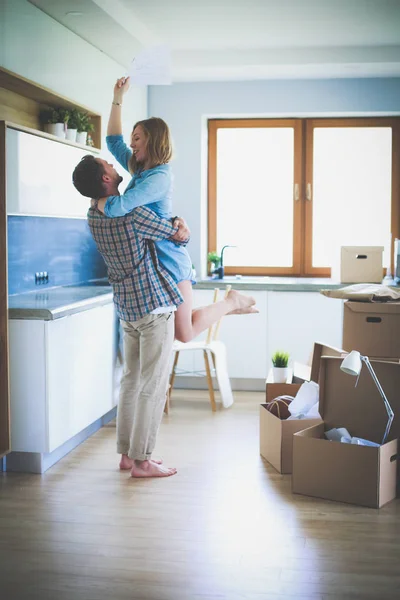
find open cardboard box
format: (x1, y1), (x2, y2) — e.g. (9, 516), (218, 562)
(260, 342), (344, 474)
(292, 356), (399, 508)
(343, 301), (400, 359)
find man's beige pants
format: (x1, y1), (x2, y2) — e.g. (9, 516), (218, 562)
(116, 312), (174, 461)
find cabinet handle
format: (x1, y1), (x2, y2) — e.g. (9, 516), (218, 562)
(294, 183), (300, 201)
(306, 183), (312, 201)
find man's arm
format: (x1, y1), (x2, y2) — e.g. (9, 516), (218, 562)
(97, 170), (170, 217)
(133, 206), (189, 244)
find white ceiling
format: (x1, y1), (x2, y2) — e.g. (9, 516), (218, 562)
(28, 0), (400, 81)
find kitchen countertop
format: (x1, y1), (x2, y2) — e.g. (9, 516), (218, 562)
(10, 276), (395, 320)
(195, 276), (346, 292)
(8, 282), (113, 320)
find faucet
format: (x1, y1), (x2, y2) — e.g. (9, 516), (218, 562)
(214, 245), (237, 279)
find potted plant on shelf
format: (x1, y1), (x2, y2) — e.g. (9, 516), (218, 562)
(271, 350), (290, 383)
(57, 108), (70, 138)
(40, 108), (67, 138)
(76, 111), (95, 145)
(207, 251), (221, 276)
(66, 108), (79, 142)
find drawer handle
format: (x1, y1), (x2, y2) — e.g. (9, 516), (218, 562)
(390, 454), (397, 463)
(356, 254), (368, 259)
(366, 317), (382, 323)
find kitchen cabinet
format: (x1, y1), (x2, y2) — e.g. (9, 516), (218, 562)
(191, 289), (269, 380)
(173, 288), (343, 387)
(6, 128), (97, 218)
(267, 291), (343, 367)
(9, 303), (115, 454)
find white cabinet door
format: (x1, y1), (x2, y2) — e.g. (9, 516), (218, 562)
(267, 292), (343, 368)
(9, 320), (47, 452)
(192, 289), (269, 379)
(6, 128), (95, 218)
(46, 304), (115, 452)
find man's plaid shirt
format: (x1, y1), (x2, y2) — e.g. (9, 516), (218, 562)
(87, 203), (184, 321)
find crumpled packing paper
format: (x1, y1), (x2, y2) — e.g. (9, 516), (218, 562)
(287, 380), (320, 420)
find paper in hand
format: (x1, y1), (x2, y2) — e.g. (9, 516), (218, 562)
(127, 44), (172, 86)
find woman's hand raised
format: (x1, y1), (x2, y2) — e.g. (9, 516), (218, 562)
(113, 77), (130, 104)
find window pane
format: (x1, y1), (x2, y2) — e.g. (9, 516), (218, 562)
(312, 127), (392, 271)
(216, 127), (294, 267)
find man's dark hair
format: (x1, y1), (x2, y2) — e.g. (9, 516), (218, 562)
(72, 155), (106, 199)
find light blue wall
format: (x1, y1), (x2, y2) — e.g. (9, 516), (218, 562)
(149, 78), (400, 276)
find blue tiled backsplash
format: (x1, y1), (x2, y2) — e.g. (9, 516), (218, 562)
(8, 216), (107, 295)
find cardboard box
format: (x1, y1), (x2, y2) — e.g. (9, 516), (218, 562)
(260, 343), (343, 474)
(260, 407), (320, 474)
(343, 301), (400, 359)
(265, 367), (303, 404)
(292, 356), (399, 508)
(340, 246), (384, 283)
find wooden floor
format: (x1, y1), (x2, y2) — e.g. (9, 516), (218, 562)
(1, 390), (400, 600)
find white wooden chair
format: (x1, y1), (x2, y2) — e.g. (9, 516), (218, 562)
(165, 286), (234, 413)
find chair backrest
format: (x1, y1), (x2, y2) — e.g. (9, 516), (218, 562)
(206, 285), (232, 344)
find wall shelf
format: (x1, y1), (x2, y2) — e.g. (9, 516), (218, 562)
(0, 66), (102, 149)
(5, 121), (101, 154)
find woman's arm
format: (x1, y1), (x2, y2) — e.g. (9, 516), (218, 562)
(107, 76), (130, 136)
(97, 169), (170, 217)
(106, 77), (132, 172)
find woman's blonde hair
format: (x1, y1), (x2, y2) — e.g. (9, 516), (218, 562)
(128, 117), (173, 174)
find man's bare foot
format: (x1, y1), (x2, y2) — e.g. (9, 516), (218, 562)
(130, 460), (177, 478)
(226, 290), (258, 314)
(119, 454), (162, 470)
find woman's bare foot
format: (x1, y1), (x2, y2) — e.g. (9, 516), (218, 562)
(228, 306), (259, 315)
(226, 290), (258, 314)
(130, 459), (177, 478)
(119, 454), (162, 470)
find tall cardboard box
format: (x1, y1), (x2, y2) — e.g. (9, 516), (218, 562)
(343, 301), (400, 358)
(292, 356), (399, 508)
(260, 343), (343, 474)
(340, 246), (384, 283)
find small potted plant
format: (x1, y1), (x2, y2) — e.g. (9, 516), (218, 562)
(66, 108), (79, 142)
(76, 111), (95, 145)
(207, 251), (221, 276)
(57, 108), (70, 138)
(271, 350), (290, 383)
(40, 108), (66, 138)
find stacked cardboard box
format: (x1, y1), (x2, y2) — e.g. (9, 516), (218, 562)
(340, 246), (384, 283)
(343, 301), (400, 359)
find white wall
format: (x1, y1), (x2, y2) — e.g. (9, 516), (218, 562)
(1, 0), (147, 186)
(149, 78), (400, 277)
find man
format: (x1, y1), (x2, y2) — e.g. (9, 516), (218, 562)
(72, 154), (189, 478)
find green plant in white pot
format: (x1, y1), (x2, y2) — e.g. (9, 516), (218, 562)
(207, 251), (221, 276)
(66, 108), (79, 142)
(40, 108), (65, 138)
(76, 111), (94, 145)
(271, 350), (290, 383)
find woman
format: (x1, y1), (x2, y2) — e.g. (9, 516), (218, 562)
(96, 77), (258, 343)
